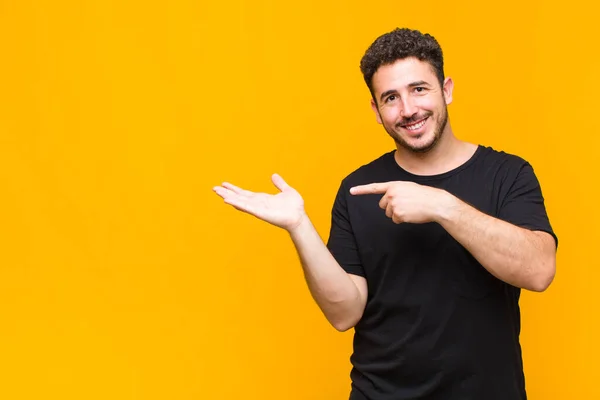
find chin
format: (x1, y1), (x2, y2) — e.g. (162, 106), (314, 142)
(396, 133), (439, 154)
(408, 142), (437, 153)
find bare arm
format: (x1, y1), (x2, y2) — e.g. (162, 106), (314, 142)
(288, 215), (367, 331)
(437, 193), (556, 292)
(350, 180), (557, 292)
(214, 174), (367, 331)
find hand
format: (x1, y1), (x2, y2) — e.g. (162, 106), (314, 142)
(213, 174), (306, 231)
(350, 181), (450, 224)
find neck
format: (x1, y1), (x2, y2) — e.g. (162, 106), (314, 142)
(394, 125), (477, 176)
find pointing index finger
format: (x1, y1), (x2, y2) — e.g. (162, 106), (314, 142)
(350, 182), (390, 195)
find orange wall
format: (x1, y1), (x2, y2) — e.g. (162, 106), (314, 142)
(0, 1), (597, 399)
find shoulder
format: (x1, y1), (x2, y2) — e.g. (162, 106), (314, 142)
(330, 151), (396, 217)
(469, 145), (546, 203)
(474, 145), (530, 169)
(470, 145), (536, 183)
(339, 150), (397, 189)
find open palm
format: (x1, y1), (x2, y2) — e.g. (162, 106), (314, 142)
(213, 174), (306, 231)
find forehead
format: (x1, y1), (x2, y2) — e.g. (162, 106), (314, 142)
(371, 57), (438, 95)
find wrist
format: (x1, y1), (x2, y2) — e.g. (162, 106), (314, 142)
(433, 189), (460, 224)
(287, 211), (310, 236)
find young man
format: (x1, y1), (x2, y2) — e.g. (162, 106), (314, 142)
(213, 28), (557, 400)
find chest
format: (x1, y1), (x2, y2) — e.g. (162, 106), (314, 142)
(345, 173), (507, 299)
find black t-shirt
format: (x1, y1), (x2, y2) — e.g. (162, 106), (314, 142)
(326, 145), (557, 400)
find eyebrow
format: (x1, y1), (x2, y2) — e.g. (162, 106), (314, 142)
(378, 81), (432, 102)
(407, 80), (430, 88)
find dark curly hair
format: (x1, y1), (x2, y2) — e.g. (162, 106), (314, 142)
(360, 28), (445, 101)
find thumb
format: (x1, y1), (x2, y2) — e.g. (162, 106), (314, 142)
(271, 173), (290, 192)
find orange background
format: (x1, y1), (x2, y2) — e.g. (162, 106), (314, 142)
(0, 1), (597, 398)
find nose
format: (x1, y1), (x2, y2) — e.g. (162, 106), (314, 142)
(400, 97), (417, 118)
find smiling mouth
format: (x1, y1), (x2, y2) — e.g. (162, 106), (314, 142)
(402, 117), (428, 131)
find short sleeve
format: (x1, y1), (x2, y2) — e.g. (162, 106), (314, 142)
(326, 181), (366, 277)
(498, 163), (558, 247)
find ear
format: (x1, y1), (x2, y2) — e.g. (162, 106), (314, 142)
(443, 77), (454, 105)
(371, 98), (382, 124)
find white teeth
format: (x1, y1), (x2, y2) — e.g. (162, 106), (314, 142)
(405, 119), (426, 130)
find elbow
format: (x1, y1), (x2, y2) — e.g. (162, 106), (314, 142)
(325, 289), (367, 332)
(330, 313), (362, 332)
(332, 323), (353, 332)
(529, 276), (553, 292)
(331, 318), (358, 332)
(528, 256), (556, 292)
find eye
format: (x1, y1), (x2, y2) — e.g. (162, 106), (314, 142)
(385, 95), (397, 103)
(414, 87), (426, 93)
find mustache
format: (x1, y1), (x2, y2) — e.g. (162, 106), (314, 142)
(396, 112), (433, 128)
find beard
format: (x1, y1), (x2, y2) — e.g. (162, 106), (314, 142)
(383, 105), (449, 154)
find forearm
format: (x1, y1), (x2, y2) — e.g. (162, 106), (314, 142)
(288, 215), (366, 331)
(436, 193), (556, 292)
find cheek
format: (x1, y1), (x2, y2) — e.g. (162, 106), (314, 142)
(379, 108), (399, 124)
(415, 98), (436, 112)
(431, 96), (447, 112)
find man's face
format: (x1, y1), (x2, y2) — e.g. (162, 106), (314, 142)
(370, 57), (453, 153)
